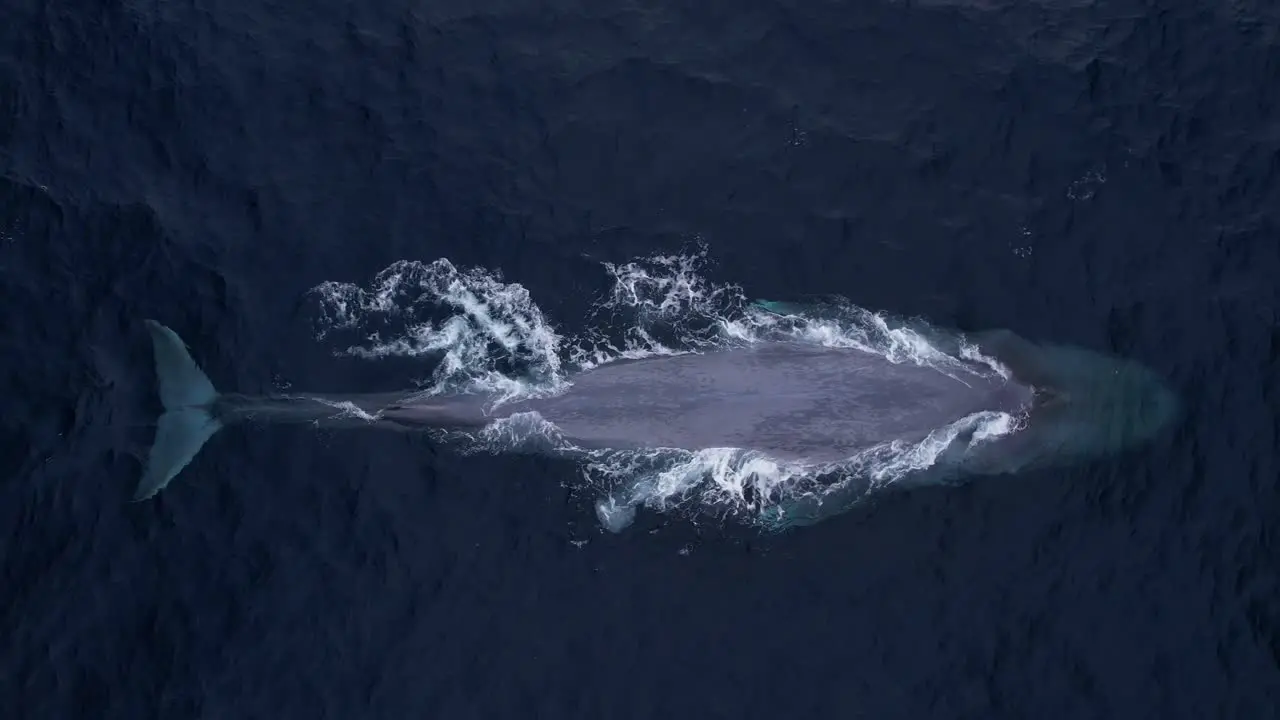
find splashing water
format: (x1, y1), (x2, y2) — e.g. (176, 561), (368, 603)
(311, 259), (567, 402)
(309, 247), (1017, 531)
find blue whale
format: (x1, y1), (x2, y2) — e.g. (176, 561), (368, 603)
(134, 319), (1179, 525)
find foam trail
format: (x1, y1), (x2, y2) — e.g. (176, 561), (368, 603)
(311, 259), (567, 402)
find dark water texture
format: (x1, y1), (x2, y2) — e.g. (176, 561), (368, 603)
(2, 0), (1279, 717)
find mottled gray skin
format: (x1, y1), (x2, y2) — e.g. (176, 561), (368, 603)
(382, 342), (1033, 464)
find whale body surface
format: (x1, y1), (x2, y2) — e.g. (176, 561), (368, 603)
(132, 319), (1178, 528)
(387, 342), (1033, 464)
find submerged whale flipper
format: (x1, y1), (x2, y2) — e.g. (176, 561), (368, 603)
(135, 320), (223, 501)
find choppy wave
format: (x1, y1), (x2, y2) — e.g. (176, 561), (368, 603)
(309, 245), (1018, 531)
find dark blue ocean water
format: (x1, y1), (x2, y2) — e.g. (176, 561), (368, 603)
(3, 0), (1279, 717)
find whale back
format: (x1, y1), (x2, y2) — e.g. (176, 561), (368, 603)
(505, 342), (1034, 463)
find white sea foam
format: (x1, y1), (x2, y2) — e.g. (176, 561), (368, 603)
(311, 398), (381, 422)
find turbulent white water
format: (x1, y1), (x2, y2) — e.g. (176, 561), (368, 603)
(309, 246), (1018, 531)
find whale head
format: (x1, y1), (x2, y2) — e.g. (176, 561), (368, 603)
(968, 331), (1181, 474)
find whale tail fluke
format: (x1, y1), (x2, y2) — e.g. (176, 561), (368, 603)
(135, 320), (223, 501)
